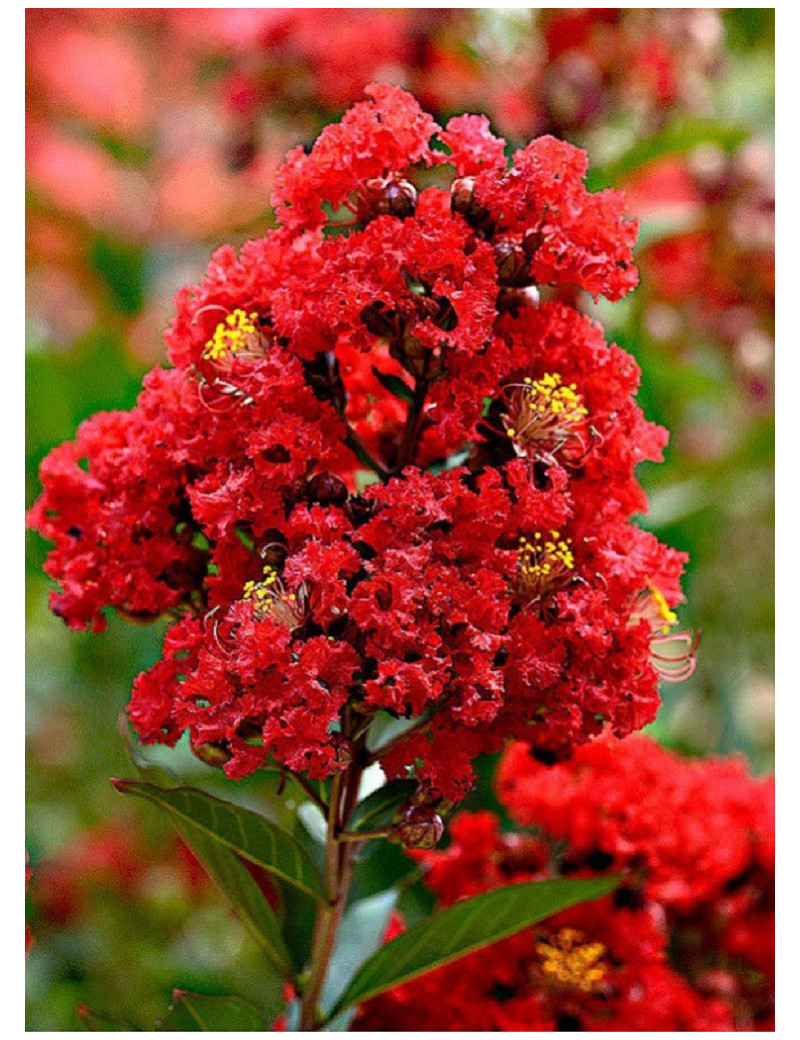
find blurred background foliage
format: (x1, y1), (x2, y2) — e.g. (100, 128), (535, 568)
(25, 8), (773, 1030)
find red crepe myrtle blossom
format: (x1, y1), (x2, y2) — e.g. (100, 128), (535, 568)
(356, 737), (774, 1031)
(28, 85), (691, 803)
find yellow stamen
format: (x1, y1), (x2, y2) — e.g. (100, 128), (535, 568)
(535, 928), (608, 994)
(203, 309), (259, 362)
(646, 579), (678, 635)
(517, 530), (575, 601)
(502, 371), (588, 465)
(243, 565), (306, 629)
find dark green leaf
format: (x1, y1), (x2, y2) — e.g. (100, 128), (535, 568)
(327, 875), (619, 1017)
(176, 819), (292, 976)
(371, 367), (414, 404)
(112, 779), (326, 901)
(366, 712), (424, 753)
(349, 779), (416, 833)
(156, 991), (269, 1031)
(117, 725), (293, 975)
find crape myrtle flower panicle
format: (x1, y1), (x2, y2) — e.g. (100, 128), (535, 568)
(356, 738), (774, 1031)
(28, 84), (690, 798)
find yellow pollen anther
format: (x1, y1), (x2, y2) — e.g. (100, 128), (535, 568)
(646, 579), (678, 635)
(203, 309), (259, 362)
(243, 565), (307, 629)
(630, 580), (698, 684)
(535, 928), (608, 994)
(516, 530), (575, 602)
(501, 371), (589, 466)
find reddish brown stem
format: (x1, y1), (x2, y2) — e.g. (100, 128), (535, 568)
(298, 752), (365, 1030)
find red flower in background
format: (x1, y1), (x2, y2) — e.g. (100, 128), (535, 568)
(357, 737), (774, 1031)
(29, 85), (691, 803)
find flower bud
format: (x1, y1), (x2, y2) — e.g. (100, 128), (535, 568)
(308, 471), (348, 507)
(376, 179), (419, 219)
(494, 237), (531, 287)
(450, 176), (492, 228)
(522, 228), (545, 259)
(344, 494), (376, 527)
(193, 741), (233, 767)
(362, 177), (418, 221)
(389, 805), (445, 850)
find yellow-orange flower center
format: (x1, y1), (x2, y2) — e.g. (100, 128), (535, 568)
(517, 530), (575, 600)
(203, 309), (260, 362)
(243, 565), (306, 629)
(503, 373), (588, 463)
(535, 928), (608, 993)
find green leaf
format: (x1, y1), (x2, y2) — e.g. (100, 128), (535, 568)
(349, 779), (416, 833)
(156, 991), (269, 1031)
(77, 1005), (141, 1031)
(321, 890), (398, 1029)
(371, 366), (414, 404)
(585, 119), (749, 191)
(327, 875), (619, 1017)
(366, 712), (424, 753)
(176, 819), (292, 976)
(112, 779), (326, 902)
(118, 720), (292, 974)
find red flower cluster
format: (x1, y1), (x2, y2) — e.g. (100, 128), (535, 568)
(29, 85), (690, 801)
(357, 737), (774, 1031)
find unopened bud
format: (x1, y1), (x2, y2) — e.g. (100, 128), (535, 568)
(450, 176), (492, 228)
(344, 494), (376, 527)
(308, 471), (348, 507)
(193, 741), (233, 767)
(377, 179), (418, 219)
(493, 237), (531, 287)
(522, 228), (545, 259)
(389, 805), (445, 850)
(362, 177), (418, 221)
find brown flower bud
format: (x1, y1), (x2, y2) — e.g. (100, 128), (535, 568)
(193, 741), (233, 767)
(362, 177), (418, 221)
(377, 179), (418, 219)
(389, 805), (445, 850)
(493, 237), (531, 287)
(259, 535), (288, 571)
(450, 176), (492, 228)
(522, 227), (545, 259)
(344, 494), (376, 527)
(308, 471), (348, 507)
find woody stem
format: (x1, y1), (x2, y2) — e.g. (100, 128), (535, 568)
(298, 749), (365, 1030)
(395, 376), (429, 473)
